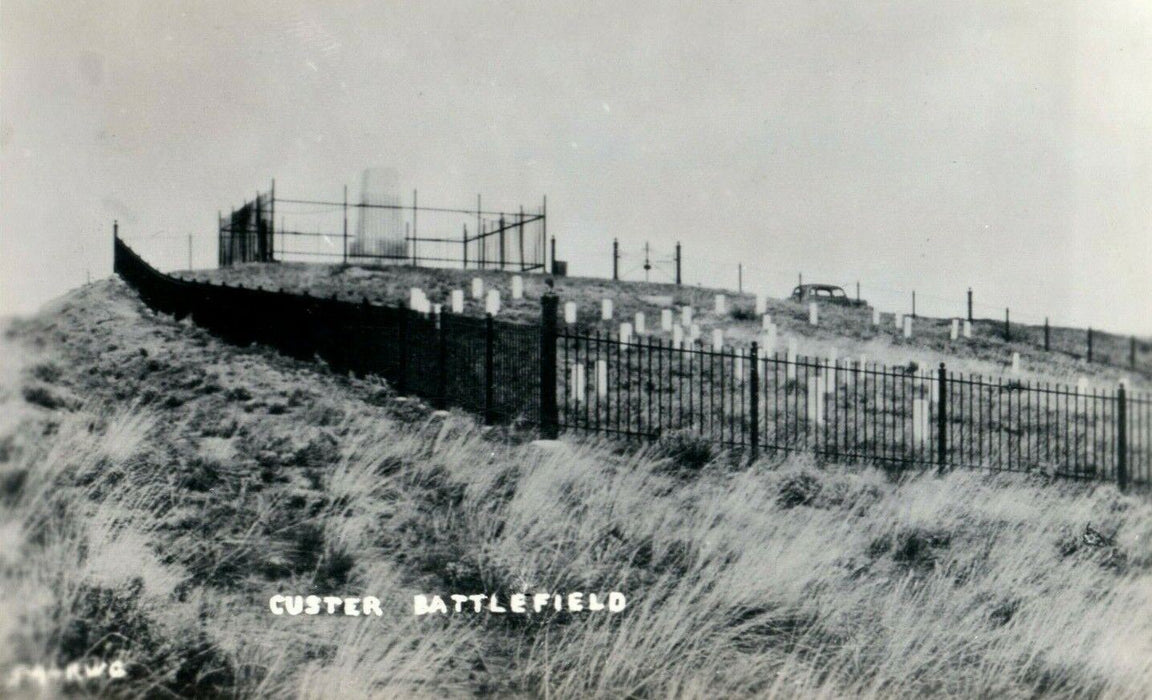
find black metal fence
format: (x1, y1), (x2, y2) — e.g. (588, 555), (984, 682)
(221, 182), (550, 272)
(117, 231), (539, 426)
(116, 230), (1149, 491)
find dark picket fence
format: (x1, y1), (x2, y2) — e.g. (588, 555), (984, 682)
(115, 233), (1149, 491)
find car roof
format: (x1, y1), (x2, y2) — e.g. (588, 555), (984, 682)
(796, 284), (844, 291)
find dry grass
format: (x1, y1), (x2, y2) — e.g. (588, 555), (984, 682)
(1, 281), (1150, 698)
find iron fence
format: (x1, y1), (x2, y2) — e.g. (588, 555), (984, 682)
(116, 228), (1149, 491)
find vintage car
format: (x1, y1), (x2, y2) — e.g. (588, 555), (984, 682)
(789, 284), (868, 307)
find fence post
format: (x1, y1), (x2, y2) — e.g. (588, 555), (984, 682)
(937, 362), (948, 473)
(398, 309), (409, 395)
(540, 286), (560, 439)
(1088, 327), (1094, 363)
(1004, 308), (1010, 341)
(1044, 317), (1050, 351)
(1117, 384), (1128, 492)
(675, 242), (681, 285)
(484, 313), (496, 425)
(612, 239), (619, 281)
(967, 288), (973, 322)
(749, 342), (760, 463)
(436, 310), (449, 410)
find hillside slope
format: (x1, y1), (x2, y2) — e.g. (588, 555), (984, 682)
(188, 262), (1151, 391)
(1, 278), (1150, 698)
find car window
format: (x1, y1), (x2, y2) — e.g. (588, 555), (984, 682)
(832, 288), (846, 298)
(816, 289), (831, 297)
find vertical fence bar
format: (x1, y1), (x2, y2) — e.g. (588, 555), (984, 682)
(436, 310), (448, 410)
(1117, 384), (1129, 492)
(484, 313), (495, 425)
(937, 363), (948, 472)
(540, 290), (559, 438)
(749, 342), (760, 462)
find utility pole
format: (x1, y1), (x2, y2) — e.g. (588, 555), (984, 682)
(643, 242), (651, 282)
(738, 264), (743, 294)
(967, 288), (973, 322)
(912, 291), (917, 319)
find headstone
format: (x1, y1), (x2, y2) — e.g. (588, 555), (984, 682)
(511, 275), (524, 300)
(672, 324), (684, 347)
(903, 316), (912, 338)
(809, 302), (818, 326)
(620, 322), (633, 344)
(912, 399), (929, 445)
(824, 361), (836, 395)
(601, 298), (613, 320)
(950, 319), (959, 341)
(895, 312), (903, 330)
(859, 354), (867, 371)
(735, 356), (745, 383)
(755, 293), (767, 315)
(569, 364), (586, 404)
(715, 294), (727, 315)
(689, 323), (701, 340)
(485, 289), (501, 315)
(712, 328), (724, 351)
(661, 309), (673, 331)
(432, 303), (442, 316)
(634, 312), (646, 334)
(471, 278), (484, 300)
(681, 306), (693, 327)
(409, 287), (426, 311)
(762, 314), (772, 330)
(564, 301), (577, 324)
(1010, 352), (1020, 374)
(806, 376), (825, 425)
(872, 308), (880, 326)
(963, 320), (972, 339)
(596, 360), (608, 398)
(450, 289), (464, 313)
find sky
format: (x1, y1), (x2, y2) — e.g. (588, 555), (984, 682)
(2, 0), (1150, 334)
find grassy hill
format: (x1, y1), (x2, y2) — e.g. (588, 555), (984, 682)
(186, 262), (1151, 391)
(1, 277), (1150, 698)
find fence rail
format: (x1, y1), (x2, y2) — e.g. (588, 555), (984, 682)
(114, 229), (1150, 491)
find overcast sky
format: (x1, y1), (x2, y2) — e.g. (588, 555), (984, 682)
(3, 1), (1150, 333)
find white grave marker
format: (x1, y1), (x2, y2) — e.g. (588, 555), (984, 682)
(569, 364), (586, 403)
(912, 399), (929, 445)
(735, 357), (745, 383)
(601, 299), (613, 320)
(511, 275), (524, 300)
(596, 360), (608, 398)
(471, 278), (484, 300)
(661, 309), (673, 331)
(689, 323), (701, 340)
(903, 316), (913, 338)
(963, 320), (972, 339)
(1010, 352), (1020, 374)
(809, 302), (819, 326)
(635, 312), (646, 334)
(762, 314), (772, 330)
(712, 328), (724, 351)
(485, 289), (501, 315)
(672, 324), (684, 347)
(950, 319), (959, 341)
(807, 377), (825, 425)
(450, 289), (464, 313)
(681, 306), (693, 326)
(620, 322), (634, 344)
(564, 302), (578, 324)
